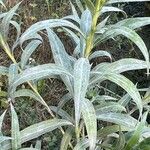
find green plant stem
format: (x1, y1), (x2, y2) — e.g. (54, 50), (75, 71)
(84, 0), (106, 57)
(0, 34), (74, 149)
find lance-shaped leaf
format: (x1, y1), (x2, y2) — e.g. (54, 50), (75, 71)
(96, 16), (110, 31)
(80, 9), (92, 37)
(95, 102), (126, 114)
(75, 0), (84, 12)
(97, 112), (137, 128)
(80, 9), (92, 56)
(21, 40), (42, 69)
(98, 125), (131, 138)
(9, 63), (72, 94)
(101, 6), (126, 16)
(10, 21), (21, 51)
(73, 58), (91, 130)
(89, 50), (112, 61)
(46, 28), (73, 94)
(10, 103), (21, 150)
(70, 1), (80, 23)
(20, 119), (72, 143)
(81, 99), (97, 150)
(12, 89), (50, 111)
(20, 19), (83, 44)
(90, 73), (143, 116)
(60, 127), (74, 150)
(94, 27), (149, 73)
(115, 17), (150, 30)
(1, 2), (21, 39)
(93, 58), (149, 74)
(8, 64), (18, 86)
(0, 66), (8, 75)
(107, 0), (150, 4)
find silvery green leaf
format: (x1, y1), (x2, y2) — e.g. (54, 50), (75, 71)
(81, 99), (97, 150)
(93, 58), (149, 73)
(98, 125), (131, 138)
(21, 40), (42, 69)
(107, 0), (150, 4)
(101, 6), (126, 16)
(74, 58), (91, 129)
(60, 127), (73, 150)
(74, 138), (89, 150)
(10, 103), (21, 150)
(75, 0), (84, 12)
(0, 66), (8, 75)
(80, 9), (92, 56)
(80, 9), (92, 37)
(49, 106), (74, 123)
(92, 95), (117, 103)
(1, 2), (21, 39)
(115, 17), (150, 30)
(95, 102), (126, 113)
(90, 73), (143, 116)
(8, 64), (18, 86)
(20, 119), (72, 143)
(95, 27), (149, 73)
(9, 64), (72, 94)
(46, 28), (73, 94)
(70, 1), (80, 23)
(97, 112), (137, 128)
(96, 16), (109, 31)
(20, 19), (83, 44)
(118, 94), (131, 107)
(89, 50), (112, 60)
(10, 21), (21, 51)
(13, 89), (50, 111)
(63, 15), (80, 23)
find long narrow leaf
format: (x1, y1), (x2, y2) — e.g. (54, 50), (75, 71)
(74, 58), (91, 130)
(97, 112), (137, 128)
(20, 119), (72, 143)
(81, 99), (97, 150)
(10, 103), (21, 150)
